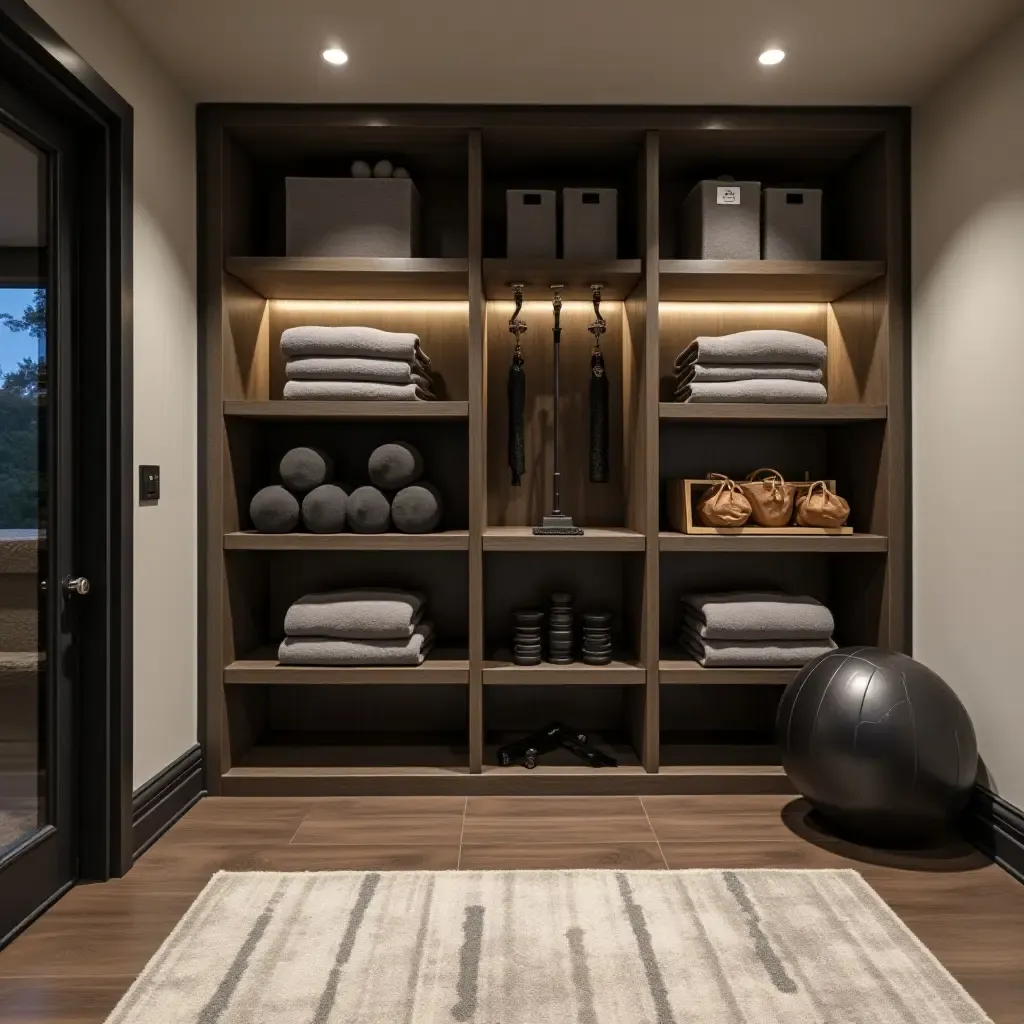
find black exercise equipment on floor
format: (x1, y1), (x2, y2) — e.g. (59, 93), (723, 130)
(497, 723), (618, 769)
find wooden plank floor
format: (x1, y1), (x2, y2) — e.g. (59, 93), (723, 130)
(0, 795), (1022, 1022)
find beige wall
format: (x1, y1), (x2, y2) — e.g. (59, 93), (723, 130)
(27, 0), (198, 789)
(913, 14), (1024, 808)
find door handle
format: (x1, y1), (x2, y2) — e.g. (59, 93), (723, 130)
(62, 576), (90, 597)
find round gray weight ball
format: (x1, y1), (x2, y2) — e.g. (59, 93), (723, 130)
(367, 442), (423, 490)
(249, 485), (300, 534)
(301, 484), (349, 533)
(346, 485), (392, 534)
(391, 482), (443, 534)
(279, 447), (333, 494)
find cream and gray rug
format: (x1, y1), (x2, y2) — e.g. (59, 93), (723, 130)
(106, 870), (990, 1023)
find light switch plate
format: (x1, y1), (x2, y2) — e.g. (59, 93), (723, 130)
(139, 465), (160, 502)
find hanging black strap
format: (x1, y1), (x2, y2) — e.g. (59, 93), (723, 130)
(589, 348), (609, 483)
(508, 349), (526, 486)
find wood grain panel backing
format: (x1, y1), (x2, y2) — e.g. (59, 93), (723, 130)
(266, 301), (470, 402)
(485, 300), (625, 527)
(223, 276), (269, 401)
(827, 279), (887, 405)
(658, 303), (829, 403)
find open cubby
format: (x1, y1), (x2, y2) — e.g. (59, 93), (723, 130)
(201, 106), (907, 795)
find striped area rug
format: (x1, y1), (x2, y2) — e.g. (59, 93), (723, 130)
(106, 870), (991, 1023)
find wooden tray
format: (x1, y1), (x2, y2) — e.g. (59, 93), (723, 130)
(666, 478), (853, 535)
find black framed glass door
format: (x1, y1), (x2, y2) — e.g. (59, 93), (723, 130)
(0, 80), (79, 940)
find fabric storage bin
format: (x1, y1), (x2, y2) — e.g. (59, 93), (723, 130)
(506, 189), (556, 259)
(763, 188), (823, 260)
(563, 187), (617, 260)
(286, 177), (421, 257)
(680, 179), (761, 260)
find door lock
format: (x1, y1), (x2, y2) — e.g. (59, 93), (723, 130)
(62, 576), (90, 597)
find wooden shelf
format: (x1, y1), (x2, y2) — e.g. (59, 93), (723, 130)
(483, 659), (646, 685)
(224, 648), (470, 685)
(658, 260), (886, 302)
(659, 403), (887, 424)
(224, 531), (469, 551)
(659, 532), (888, 553)
(482, 259), (642, 300)
(223, 400), (469, 420)
(659, 659), (799, 686)
(222, 761), (791, 796)
(483, 526), (645, 552)
(226, 256), (470, 300)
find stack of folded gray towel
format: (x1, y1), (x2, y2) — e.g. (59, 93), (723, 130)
(281, 326), (436, 401)
(278, 589), (434, 666)
(679, 592), (836, 667)
(673, 329), (827, 403)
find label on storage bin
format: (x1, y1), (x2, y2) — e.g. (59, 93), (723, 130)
(717, 186), (742, 205)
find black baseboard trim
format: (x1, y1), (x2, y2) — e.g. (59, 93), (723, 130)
(131, 744), (205, 860)
(963, 785), (1024, 886)
(0, 878), (74, 952)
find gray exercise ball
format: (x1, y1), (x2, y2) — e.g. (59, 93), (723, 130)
(777, 647), (978, 844)
(346, 485), (391, 533)
(367, 442), (423, 490)
(301, 484), (349, 533)
(392, 482), (443, 533)
(280, 447), (333, 494)
(249, 485), (300, 533)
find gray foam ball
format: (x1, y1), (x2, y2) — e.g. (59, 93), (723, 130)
(301, 484), (349, 533)
(392, 482), (443, 534)
(280, 447), (333, 494)
(393, 167), (410, 179)
(351, 160), (371, 178)
(373, 159), (394, 178)
(346, 485), (391, 534)
(367, 442), (423, 490)
(250, 485), (300, 533)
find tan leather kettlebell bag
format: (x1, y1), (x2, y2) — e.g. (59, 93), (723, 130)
(739, 468), (795, 528)
(699, 474), (752, 528)
(796, 480), (851, 528)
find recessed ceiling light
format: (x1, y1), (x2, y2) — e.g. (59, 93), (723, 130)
(759, 48), (786, 66)
(322, 47), (349, 66)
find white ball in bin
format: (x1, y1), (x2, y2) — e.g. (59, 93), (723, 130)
(351, 160), (371, 178)
(373, 159), (394, 178)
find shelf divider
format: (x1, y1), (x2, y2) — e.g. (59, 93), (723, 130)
(224, 531), (469, 551)
(659, 532), (888, 553)
(483, 526), (645, 552)
(223, 400), (469, 420)
(658, 260), (885, 302)
(659, 403), (887, 424)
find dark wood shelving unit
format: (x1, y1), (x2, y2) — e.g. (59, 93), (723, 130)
(224, 531), (470, 551)
(659, 403), (888, 423)
(200, 106), (908, 796)
(224, 400), (469, 420)
(658, 260), (885, 302)
(226, 256), (470, 301)
(658, 533), (889, 553)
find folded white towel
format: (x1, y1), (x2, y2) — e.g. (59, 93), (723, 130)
(286, 357), (431, 386)
(279, 624), (435, 667)
(281, 326), (430, 367)
(676, 364), (824, 386)
(677, 380), (827, 404)
(284, 589), (425, 640)
(283, 381), (433, 402)
(674, 331), (827, 370)
(681, 592), (835, 641)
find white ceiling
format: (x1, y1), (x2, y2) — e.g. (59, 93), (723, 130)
(112, 0), (1023, 106)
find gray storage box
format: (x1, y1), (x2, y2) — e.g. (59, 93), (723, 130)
(506, 189), (556, 259)
(563, 187), (617, 260)
(680, 180), (761, 260)
(286, 177), (421, 258)
(762, 187), (823, 260)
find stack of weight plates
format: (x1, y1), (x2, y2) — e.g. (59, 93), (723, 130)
(512, 609), (544, 666)
(548, 592), (575, 665)
(581, 610), (613, 665)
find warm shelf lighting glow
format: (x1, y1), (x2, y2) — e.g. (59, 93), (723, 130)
(322, 47), (349, 66)
(759, 48), (786, 66)
(273, 300), (468, 314)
